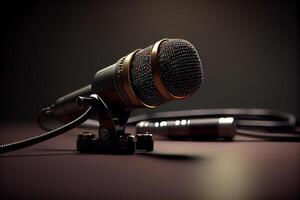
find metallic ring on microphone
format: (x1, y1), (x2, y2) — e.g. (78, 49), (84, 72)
(122, 49), (156, 108)
(151, 38), (191, 100)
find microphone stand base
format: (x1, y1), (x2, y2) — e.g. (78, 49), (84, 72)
(77, 132), (136, 154)
(75, 94), (154, 155)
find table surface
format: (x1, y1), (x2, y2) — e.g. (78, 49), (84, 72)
(0, 122), (299, 200)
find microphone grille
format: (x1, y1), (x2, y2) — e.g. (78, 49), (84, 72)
(158, 39), (203, 97)
(131, 45), (169, 106)
(119, 39), (203, 107)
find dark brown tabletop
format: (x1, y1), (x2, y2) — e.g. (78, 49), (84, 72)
(0, 122), (299, 200)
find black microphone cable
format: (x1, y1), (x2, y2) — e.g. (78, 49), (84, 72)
(0, 95), (101, 155)
(0, 107), (92, 154)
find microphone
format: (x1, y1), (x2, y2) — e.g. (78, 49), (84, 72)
(47, 39), (204, 123)
(136, 118), (236, 140)
(0, 38), (204, 154)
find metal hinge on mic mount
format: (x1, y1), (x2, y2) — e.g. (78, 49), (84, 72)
(76, 94), (153, 154)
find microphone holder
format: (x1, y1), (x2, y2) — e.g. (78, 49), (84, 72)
(76, 94), (153, 154)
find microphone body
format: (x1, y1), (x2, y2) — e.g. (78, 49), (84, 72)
(52, 61), (126, 122)
(49, 39), (203, 123)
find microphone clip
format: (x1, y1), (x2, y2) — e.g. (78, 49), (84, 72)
(76, 94), (153, 154)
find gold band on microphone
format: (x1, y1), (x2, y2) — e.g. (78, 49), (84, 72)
(151, 39), (189, 100)
(122, 50), (156, 108)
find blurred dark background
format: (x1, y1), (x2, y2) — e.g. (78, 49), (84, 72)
(0, 0), (299, 122)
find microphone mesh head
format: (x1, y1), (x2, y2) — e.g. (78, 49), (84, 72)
(130, 39), (203, 106)
(158, 39), (203, 97)
(115, 39), (203, 107)
(131, 45), (169, 106)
